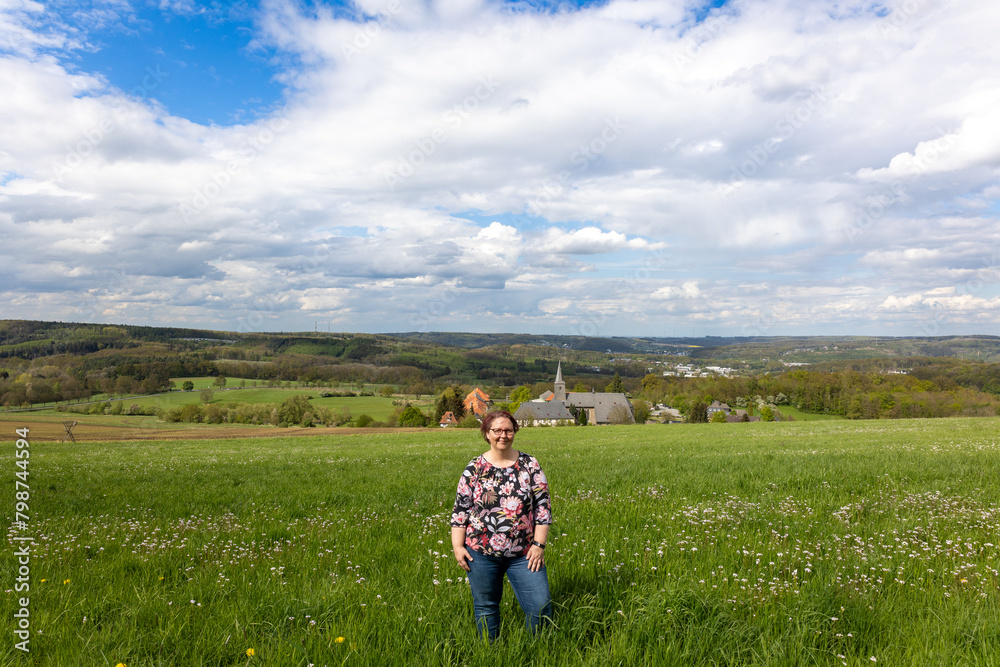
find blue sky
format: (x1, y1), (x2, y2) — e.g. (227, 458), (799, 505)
(1, 0), (998, 337)
(63, 1), (286, 125)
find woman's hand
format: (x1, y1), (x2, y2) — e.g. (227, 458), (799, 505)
(526, 544), (545, 572)
(451, 526), (473, 571)
(454, 546), (474, 572)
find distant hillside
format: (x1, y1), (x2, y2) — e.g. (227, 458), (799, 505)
(389, 331), (1000, 363)
(389, 331), (636, 353)
(4, 320), (1000, 420)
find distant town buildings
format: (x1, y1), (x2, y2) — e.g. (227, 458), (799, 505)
(661, 363), (737, 377)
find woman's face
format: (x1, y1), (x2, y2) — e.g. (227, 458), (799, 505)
(485, 417), (516, 450)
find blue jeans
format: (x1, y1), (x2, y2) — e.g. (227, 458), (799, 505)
(465, 550), (552, 641)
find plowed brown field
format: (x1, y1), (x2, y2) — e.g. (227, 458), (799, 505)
(0, 417), (431, 442)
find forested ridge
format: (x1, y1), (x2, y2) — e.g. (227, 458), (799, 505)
(2, 320), (999, 420)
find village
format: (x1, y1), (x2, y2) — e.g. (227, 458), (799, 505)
(436, 362), (759, 428)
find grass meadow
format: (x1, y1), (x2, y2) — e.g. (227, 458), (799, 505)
(123, 388), (402, 422)
(4, 418), (1000, 666)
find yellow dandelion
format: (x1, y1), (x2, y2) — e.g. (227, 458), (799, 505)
(246, 648), (256, 657)
(159, 576), (165, 581)
(40, 579), (47, 583)
(961, 578), (968, 584)
(116, 663), (126, 667)
(63, 579), (71, 584)
(335, 636), (345, 643)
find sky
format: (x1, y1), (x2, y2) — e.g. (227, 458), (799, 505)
(1, 0), (999, 338)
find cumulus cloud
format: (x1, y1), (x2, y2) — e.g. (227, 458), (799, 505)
(0, 0), (998, 335)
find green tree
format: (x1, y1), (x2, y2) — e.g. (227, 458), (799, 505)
(457, 413), (480, 428)
(608, 404), (634, 424)
(632, 399), (651, 424)
(507, 385), (533, 414)
(640, 374), (665, 403)
(355, 414), (374, 427)
(434, 385), (466, 421)
(399, 406), (428, 427)
(335, 406), (352, 426)
(408, 381), (432, 398)
(278, 395), (312, 425)
(200, 388), (214, 404)
(214, 375), (227, 389)
(710, 410), (728, 423)
(179, 403), (204, 423)
(688, 401), (708, 423)
(182, 380), (195, 392)
(760, 405), (775, 422)
(606, 373), (625, 394)
(114, 375), (134, 397)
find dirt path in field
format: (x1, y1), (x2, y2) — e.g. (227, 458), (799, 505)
(1, 419), (432, 442)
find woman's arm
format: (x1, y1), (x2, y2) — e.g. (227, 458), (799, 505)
(451, 461), (478, 572)
(452, 526), (473, 571)
(525, 524), (549, 572)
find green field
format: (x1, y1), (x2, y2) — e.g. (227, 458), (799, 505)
(774, 405), (844, 421)
(5, 418), (1000, 665)
(48, 378), (409, 423)
(121, 388), (400, 421)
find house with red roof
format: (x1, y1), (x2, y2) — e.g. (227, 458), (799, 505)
(463, 387), (492, 419)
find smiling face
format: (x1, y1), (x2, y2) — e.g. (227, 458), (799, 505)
(485, 416), (516, 452)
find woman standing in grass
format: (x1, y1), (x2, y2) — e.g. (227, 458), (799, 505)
(451, 409), (553, 641)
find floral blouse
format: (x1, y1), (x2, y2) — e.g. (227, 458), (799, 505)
(451, 451), (552, 557)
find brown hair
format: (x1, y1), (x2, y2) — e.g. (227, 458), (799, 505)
(480, 410), (519, 442)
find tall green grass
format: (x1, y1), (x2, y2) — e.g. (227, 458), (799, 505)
(4, 419), (1000, 665)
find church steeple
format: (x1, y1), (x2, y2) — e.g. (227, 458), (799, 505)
(554, 361), (566, 402)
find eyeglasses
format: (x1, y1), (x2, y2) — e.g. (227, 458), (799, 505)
(489, 428), (515, 436)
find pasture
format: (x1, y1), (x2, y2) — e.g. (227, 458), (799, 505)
(4, 418), (1000, 665)
(123, 388), (401, 422)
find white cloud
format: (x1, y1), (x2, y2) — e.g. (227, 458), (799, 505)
(537, 226), (661, 255)
(298, 287), (348, 311)
(1, 0), (998, 335)
(651, 281), (702, 301)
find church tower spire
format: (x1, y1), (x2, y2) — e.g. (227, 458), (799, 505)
(554, 361), (566, 402)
